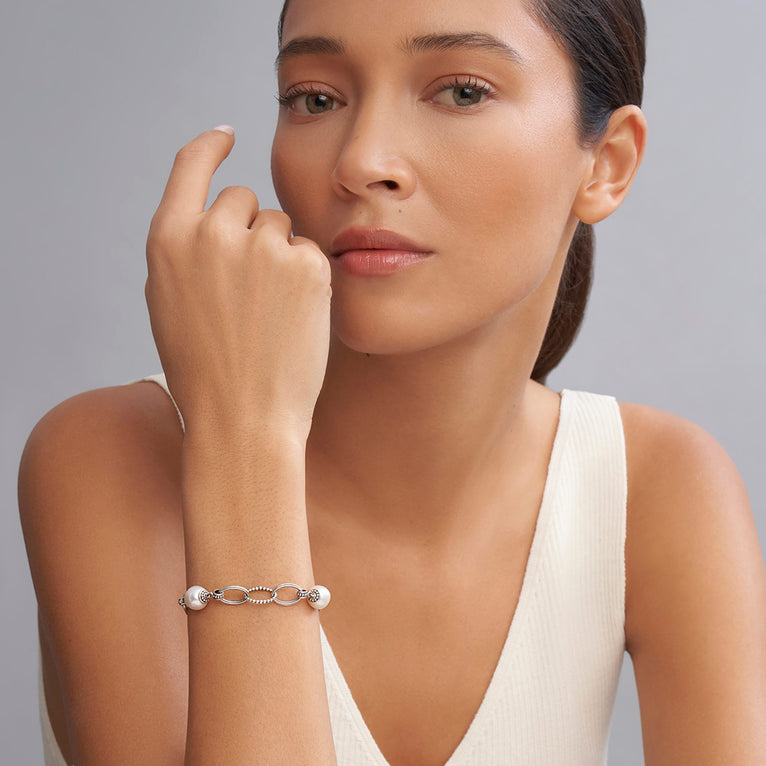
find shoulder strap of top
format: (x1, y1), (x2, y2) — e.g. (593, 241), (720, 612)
(38, 645), (70, 766)
(560, 388), (628, 635)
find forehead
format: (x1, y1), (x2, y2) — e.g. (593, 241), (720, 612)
(280, 0), (556, 64)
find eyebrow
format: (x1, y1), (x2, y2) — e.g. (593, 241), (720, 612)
(402, 32), (524, 66)
(275, 32), (524, 70)
(275, 36), (345, 70)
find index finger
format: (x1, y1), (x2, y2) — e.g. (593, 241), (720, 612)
(157, 126), (236, 216)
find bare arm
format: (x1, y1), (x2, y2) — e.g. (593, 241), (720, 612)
(20, 383), (190, 764)
(180, 424), (334, 764)
(21, 383), (336, 765)
(20, 127), (337, 765)
(149, 127), (336, 765)
(622, 402), (766, 764)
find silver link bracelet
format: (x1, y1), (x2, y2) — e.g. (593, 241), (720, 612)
(178, 583), (331, 612)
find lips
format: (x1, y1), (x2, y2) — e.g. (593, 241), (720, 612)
(329, 227), (431, 258)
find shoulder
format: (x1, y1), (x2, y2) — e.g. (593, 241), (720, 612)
(617, 399), (752, 543)
(21, 378), (180, 472)
(19, 380), (188, 762)
(617, 399), (757, 648)
(19, 377), (185, 604)
(19, 376), (186, 611)
(617, 400), (766, 760)
(19, 380), (183, 552)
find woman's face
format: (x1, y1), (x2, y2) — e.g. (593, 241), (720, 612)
(272, 0), (593, 355)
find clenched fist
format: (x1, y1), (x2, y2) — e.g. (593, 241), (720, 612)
(145, 126), (331, 442)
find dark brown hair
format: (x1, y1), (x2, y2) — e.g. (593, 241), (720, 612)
(277, 0), (646, 384)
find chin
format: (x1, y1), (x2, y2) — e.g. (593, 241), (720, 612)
(330, 314), (435, 356)
(329, 298), (500, 358)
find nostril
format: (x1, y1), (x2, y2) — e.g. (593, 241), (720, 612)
(383, 180), (398, 190)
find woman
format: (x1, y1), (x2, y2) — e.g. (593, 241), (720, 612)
(19, 0), (766, 763)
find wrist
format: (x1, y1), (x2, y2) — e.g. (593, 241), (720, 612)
(179, 422), (309, 544)
(182, 417), (308, 460)
(180, 399), (312, 448)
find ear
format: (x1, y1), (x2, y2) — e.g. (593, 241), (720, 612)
(573, 105), (648, 225)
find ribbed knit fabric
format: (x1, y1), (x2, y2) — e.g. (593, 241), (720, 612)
(40, 375), (627, 766)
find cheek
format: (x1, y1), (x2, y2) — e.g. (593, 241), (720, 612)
(270, 129), (328, 230)
(269, 106), (587, 356)
(427, 115), (584, 303)
(270, 135), (300, 218)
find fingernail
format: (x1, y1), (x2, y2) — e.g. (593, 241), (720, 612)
(213, 124), (235, 136)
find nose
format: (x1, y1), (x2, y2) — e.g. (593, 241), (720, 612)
(331, 101), (417, 201)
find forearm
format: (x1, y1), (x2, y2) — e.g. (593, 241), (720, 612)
(181, 426), (336, 765)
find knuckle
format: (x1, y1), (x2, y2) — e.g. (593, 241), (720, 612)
(146, 217), (174, 262)
(146, 211), (186, 257)
(174, 139), (209, 164)
(144, 277), (160, 310)
(220, 185), (259, 203)
(198, 211), (238, 245)
(147, 211), (170, 241)
(316, 256), (332, 283)
(292, 240), (331, 281)
(257, 209), (292, 229)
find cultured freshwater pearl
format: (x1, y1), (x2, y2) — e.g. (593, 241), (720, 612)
(308, 585), (332, 610)
(184, 585), (209, 610)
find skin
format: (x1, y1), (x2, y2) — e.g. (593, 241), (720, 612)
(18, 0), (766, 763)
(277, 0), (627, 553)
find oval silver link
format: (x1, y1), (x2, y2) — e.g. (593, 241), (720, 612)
(272, 583), (305, 606)
(213, 586), (250, 605)
(246, 586), (275, 604)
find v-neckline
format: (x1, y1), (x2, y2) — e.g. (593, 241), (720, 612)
(317, 389), (573, 766)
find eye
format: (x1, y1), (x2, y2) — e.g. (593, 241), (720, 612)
(277, 86), (339, 115)
(432, 76), (492, 108)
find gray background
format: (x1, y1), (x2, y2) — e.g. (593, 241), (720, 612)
(2, 1), (763, 762)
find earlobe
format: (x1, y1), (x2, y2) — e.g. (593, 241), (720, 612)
(573, 105), (648, 225)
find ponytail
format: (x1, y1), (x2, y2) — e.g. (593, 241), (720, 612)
(529, 0), (645, 380)
(532, 222), (594, 385)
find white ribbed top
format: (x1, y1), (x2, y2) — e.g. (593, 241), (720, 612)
(41, 376), (627, 766)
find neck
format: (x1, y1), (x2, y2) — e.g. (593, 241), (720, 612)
(305, 302), (560, 550)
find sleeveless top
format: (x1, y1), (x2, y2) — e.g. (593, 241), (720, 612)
(40, 375), (628, 766)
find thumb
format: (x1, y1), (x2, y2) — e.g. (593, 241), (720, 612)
(157, 125), (237, 216)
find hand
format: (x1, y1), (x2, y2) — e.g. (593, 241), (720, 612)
(145, 127), (332, 441)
